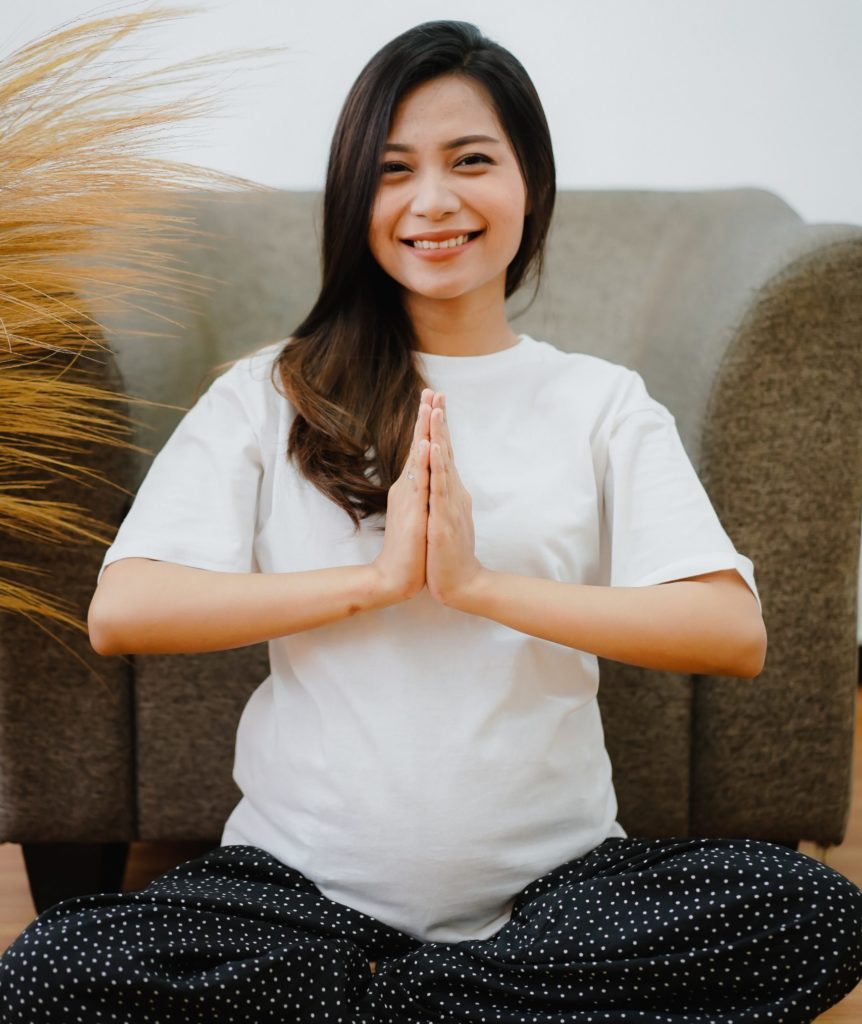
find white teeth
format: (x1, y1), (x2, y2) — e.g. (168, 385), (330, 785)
(412, 233), (471, 250)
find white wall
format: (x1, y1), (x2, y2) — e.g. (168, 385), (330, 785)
(6, 0), (862, 639)
(6, 0), (861, 223)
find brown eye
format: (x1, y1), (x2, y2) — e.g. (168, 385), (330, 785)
(457, 154), (492, 167)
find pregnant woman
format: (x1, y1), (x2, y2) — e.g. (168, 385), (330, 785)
(2, 19), (860, 1024)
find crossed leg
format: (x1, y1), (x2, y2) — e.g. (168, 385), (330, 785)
(363, 838), (862, 1024)
(3, 838), (861, 1023)
(0, 843), (416, 1023)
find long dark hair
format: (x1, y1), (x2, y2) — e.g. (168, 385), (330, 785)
(274, 21), (556, 527)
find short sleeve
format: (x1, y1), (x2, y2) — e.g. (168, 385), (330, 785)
(603, 371), (761, 611)
(96, 362), (263, 586)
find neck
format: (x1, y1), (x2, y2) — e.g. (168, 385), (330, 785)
(405, 277), (519, 356)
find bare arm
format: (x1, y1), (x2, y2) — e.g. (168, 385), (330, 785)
(423, 393), (766, 679)
(88, 393), (437, 657)
(87, 558), (392, 655)
(446, 567), (767, 679)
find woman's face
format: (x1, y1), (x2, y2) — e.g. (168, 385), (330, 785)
(368, 75), (528, 307)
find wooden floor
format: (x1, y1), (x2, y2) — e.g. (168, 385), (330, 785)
(2, 694), (861, 1020)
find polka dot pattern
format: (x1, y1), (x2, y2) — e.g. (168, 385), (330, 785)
(1, 838), (860, 1022)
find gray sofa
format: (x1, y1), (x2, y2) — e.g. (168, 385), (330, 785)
(2, 188), (860, 913)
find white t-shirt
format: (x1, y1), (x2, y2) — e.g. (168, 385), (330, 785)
(97, 334), (760, 943)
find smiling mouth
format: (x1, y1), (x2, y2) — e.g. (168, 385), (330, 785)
(402, 230), (484, 250)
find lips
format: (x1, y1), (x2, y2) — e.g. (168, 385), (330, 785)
(402, 230), (484, 249)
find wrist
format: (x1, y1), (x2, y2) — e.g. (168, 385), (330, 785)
(445, 564), (494, 615)
(365, 561), (412, 610)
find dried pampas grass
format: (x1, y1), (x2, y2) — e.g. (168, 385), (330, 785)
(0, 3), (284, 667)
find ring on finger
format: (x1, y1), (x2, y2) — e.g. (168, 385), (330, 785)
(406, 470), (416, 481)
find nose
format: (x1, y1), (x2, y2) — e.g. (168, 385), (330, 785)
(409, 171), (460, 220)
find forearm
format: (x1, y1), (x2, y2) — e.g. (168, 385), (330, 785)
(451, 570), (766, 678)
(88, 557), (389, 655)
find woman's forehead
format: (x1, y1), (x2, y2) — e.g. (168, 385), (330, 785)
(387, 76), (503, 144)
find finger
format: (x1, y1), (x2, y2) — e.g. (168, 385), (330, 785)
(431, 392), (445, 432)
(402, 397), (433, 481)
(429, 441), (448, 500)
(418, 389), (434, 434)
(405, 438), (430, 487)
(417, 438), (430, 486)
(430, 407), (452, 464)
(431, 408), (468, 501)
(430, 393), (453, 455)
(438, 394), (454, 453)
(409, 400), (432, 463)
(415, 393), (432, 433)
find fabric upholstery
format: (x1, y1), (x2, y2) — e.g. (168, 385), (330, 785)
(2, 188), (859, 847)
(0, 352), (135, 841)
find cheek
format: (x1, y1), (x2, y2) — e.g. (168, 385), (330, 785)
(367, 198), (392, 262)
(500, 200), (526, 235)
(492, 201), (527, 257)
(482, 181), (527, 240)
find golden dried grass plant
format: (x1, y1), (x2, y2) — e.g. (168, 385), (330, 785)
(0, 3), (283, 670)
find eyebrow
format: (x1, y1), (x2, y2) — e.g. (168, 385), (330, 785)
(383, 134), (501, 153)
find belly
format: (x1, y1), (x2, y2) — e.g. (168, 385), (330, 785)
(227, 723), (619, 942)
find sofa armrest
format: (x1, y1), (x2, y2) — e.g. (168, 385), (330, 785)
(0, 348), (136, 842)
(519, 189), (861, 841)
(692, 229), (862, 843)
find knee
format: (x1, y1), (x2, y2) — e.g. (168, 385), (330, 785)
(0, 917), (61, 1015)
(754, 842), (862, 971)
(802, 854), (862, 958)
(0, 898), (109, 1014)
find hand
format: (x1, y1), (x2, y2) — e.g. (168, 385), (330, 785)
(426, 392), (485, 607)
(370, 389), (433, 604)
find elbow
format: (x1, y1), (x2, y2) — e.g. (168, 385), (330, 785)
(696, 610), (766, 679)
(88, 560), (148, 655)
(730, 615), (768, 679)
(88, 614), (114, 657)
(87, 595), (124, 657)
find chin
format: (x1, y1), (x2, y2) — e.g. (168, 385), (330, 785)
(406, 283), (477, 302)
(397, 271), (504, 304)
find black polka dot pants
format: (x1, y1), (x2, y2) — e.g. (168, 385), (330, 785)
(1, 837), (861, 1023)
